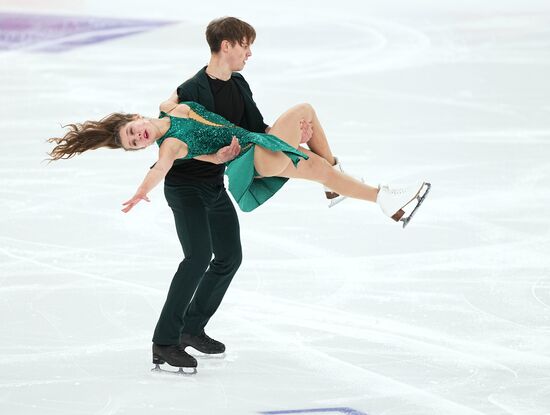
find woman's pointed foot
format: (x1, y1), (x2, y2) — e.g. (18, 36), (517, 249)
(376, 182), (431, 228)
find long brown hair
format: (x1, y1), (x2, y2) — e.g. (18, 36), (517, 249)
(48, 112), (137, 161)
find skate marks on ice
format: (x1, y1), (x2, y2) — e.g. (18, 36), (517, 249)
(228, 287), (531, 375)
(266, 10), (550, 82)
(0, 237), (165, 295)
(265, 16), (431, 81)
(223, 235), (550, 414)
(260, 408), (367, 414)
(2, 3), (550, 414)
(227, 301), (494, 415)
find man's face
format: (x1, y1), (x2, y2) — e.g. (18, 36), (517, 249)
(226, 39), (252, 71)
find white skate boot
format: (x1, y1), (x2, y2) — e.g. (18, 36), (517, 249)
(376, 182), (431, 228)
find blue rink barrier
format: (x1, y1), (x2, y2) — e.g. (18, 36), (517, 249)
(260, 408), (367, 415)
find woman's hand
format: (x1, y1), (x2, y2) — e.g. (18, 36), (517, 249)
(122, 192), (150, 213)
(215, 136), (241, 163)
(299, 119), (313, 144)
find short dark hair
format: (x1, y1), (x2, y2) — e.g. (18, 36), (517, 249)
(206, 17), (256, 53)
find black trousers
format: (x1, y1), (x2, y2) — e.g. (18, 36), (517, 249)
(152, 182), (242, 345)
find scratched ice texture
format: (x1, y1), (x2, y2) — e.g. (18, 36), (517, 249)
(1, 1), (550, 414)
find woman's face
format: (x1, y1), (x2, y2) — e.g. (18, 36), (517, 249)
(118, 117), (156, 150)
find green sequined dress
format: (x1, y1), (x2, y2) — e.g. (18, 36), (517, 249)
(156, 101), (309, 212)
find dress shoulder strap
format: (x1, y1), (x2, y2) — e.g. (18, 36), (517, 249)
(156, 113), (174, 146)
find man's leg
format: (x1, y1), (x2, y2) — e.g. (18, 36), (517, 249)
(181, 185), (242, 338)
(152, 184), (214, 346)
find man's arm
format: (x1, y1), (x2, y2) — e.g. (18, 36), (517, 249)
(162, 90), (179, 107)
(177, 79), (200, 103)
(168, 90), (179, 104)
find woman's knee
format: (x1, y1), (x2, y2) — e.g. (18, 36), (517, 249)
(293, 102), (315, 119)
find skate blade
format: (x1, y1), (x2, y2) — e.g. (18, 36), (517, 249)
(401, 182), (431, 228)
(328, 195), (347, 208)
(151, 364), (197, 376)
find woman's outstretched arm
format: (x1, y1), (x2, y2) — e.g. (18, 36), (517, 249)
(121, 139), (181, 213)
(122, 135), (241, 212)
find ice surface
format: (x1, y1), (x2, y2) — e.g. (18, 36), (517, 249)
(1, 1), (550, 414)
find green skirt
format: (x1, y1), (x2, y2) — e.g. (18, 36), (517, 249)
(225, 144), (308, 212)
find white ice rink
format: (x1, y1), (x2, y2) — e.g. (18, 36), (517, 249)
(2, 1), (550, 414)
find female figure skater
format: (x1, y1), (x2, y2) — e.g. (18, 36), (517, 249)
(49, 100), (430, 227)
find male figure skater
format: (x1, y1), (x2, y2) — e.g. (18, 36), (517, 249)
(152, 17), (272, 371)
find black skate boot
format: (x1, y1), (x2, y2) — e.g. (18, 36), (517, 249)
(152, 343), (198, 375)
(180, 331), (226, 354)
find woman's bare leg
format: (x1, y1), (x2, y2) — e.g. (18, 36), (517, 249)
(277, 147), (379, 202)
(298, 104), (336, 166)
(251, 103), (429, 221)
(254, 102), (341, 177)
(253, 104), (307, 177)
(253, 102), (378, 202)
